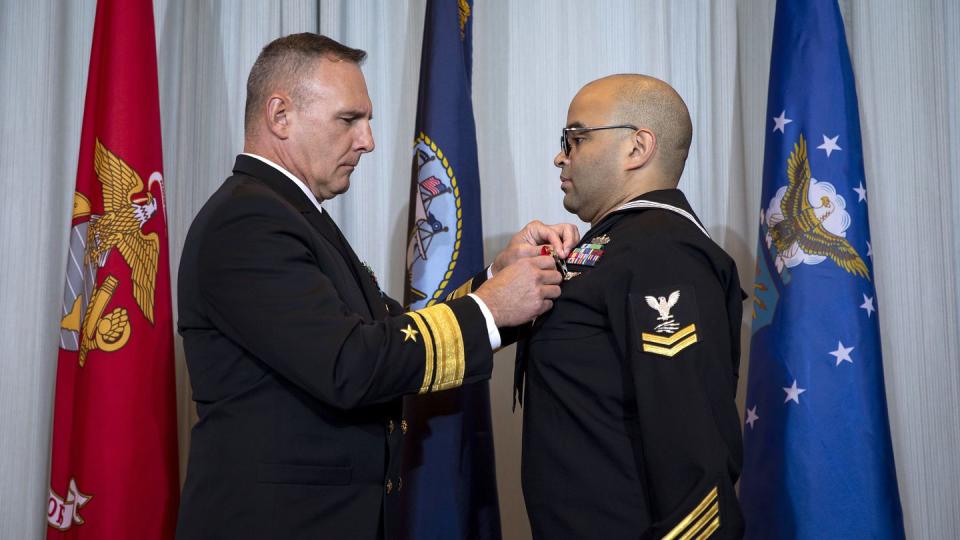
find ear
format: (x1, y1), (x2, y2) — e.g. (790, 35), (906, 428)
(265, 94), (291, 140)
(625, 128), (656, 171)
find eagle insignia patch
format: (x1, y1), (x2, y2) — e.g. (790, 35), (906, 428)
(633, 286), (699, 358)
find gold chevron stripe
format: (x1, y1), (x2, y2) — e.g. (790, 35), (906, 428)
(642, 324), (697, 345)
(416, 304), (466, 391)
(660, 486), (717, 540)
(445, 279), (475, 301)
(643, 334), (698, 357)
(680, 502), (719, 540)
(407, 313), (435, 394)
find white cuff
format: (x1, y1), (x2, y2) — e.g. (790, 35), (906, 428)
(486, 265), (494, 279)
(467, 293), (502, 350)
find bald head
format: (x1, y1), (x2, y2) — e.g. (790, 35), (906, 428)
(579, 74), (692, 185)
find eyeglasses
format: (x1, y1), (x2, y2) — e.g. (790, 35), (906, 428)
(560, 124), (638, 156)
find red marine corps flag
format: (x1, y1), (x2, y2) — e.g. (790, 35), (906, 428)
(47, 0), (179, 537)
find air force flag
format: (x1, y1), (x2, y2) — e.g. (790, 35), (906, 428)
(740, 1), (905, 538)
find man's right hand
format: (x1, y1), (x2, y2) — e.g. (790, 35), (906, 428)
(491, 221), (580, 274)
(473, 255), (562, 327)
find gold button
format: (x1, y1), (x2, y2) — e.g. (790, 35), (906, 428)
(386, 479), (393, 494)
(400, 419), (408, 434)
(388, 420), (395, 434)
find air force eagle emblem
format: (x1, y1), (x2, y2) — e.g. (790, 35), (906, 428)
(764, 134), (869, 279)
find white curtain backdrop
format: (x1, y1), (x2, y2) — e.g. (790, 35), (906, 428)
(1, 1), (957, 538)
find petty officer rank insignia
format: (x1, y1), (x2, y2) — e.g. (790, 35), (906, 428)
(566, 234), (611, 267)
(633, 285), (700, 358)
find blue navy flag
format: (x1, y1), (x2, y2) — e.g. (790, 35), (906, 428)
(740, 1), (905, 538)
(401, 0), (501, 538)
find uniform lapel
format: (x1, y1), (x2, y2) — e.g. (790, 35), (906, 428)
(312, 210), (389, 320)
(232, 155), (383, 320)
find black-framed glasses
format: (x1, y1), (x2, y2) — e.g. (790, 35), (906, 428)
(561, 124), (638, 156)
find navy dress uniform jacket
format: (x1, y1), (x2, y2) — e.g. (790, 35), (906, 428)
(175, 155), (493, 539)
(516, 189), (746, 540)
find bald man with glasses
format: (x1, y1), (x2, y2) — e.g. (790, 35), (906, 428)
(514, 74), (746, 539)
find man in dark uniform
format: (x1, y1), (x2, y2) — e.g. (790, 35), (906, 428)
(516, 74), (746, 539)
(175, 34), (572, 539)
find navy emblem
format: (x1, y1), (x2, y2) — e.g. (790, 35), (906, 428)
(406, 133), (464, 307)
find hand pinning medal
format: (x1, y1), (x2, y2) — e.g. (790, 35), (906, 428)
(541, 245), (580, 281)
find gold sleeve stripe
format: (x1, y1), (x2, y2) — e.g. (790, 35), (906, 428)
(414, 304), (466, 392)
(642, 323), (696, 345)
(643, 334), (698, 357)
(694, 516), (720, 540)
(660, 486), (718, 540)
(407, 312), (435, 394)
(679, 502), (719, 540)
(445, 279), (475, 301)
(435, 304), (465, 390)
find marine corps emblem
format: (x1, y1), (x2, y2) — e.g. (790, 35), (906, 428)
(58, 139), (163, 366)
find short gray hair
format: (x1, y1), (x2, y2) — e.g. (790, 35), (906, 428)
(244, 33), (366, 133)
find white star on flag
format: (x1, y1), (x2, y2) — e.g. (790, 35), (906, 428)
(817, 134), (842, 157)
(745, 406), (760, 429)
(783, 380), (806, 404)
(829, 341), (855, 366)
(854, 182), (867, 202)
(772, 110), (793, 133)
(860, 294), (876, 317)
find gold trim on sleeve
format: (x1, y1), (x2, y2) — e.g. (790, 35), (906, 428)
(406, 313), (435, 394)
(415, 303), (466, 391)
(693, 516), (720, 540)
(680, 502), (719, 540)
(660, 486), (718, 540)
(445, 279), (475, 301)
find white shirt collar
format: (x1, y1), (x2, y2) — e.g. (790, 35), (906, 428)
(240, 152), (323, 214)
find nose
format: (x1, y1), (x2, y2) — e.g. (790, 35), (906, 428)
(553, 150), (567, 169)
(356, 120), (375, 153)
